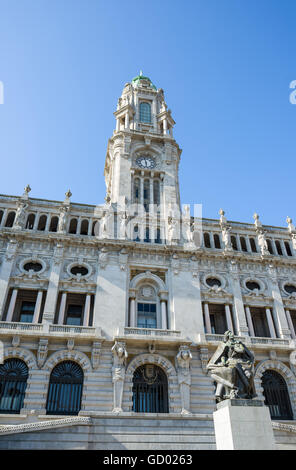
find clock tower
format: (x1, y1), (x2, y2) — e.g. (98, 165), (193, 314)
(104, 73), (182, 218)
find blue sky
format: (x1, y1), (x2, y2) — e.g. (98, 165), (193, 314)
(0, 0), (295, 227)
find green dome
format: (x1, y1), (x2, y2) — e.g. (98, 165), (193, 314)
(131, 71), (157, 90)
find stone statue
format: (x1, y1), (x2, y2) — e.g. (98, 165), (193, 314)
(118, 212), (127, 239)
(176, 346), (192, 414)
(111, 341), (128, 412)
(257, 230), (269, 256)
(221, 225), (233, 251)
(207, 331), (256, 402)
(14, 201), (28, 229)
(99, 211), (110, 239)
(167, 216), (179, 244)
(57, 206), (69, 233)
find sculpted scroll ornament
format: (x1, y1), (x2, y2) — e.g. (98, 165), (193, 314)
(176, 346), (192, 415)
(111, 342), (128, 413)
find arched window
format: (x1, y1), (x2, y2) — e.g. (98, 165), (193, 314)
(68, 218), (78, 234)
(25, 213), (35, 230)
(155, 228), (162, 244)
(266, 239), (273, 255)
(0, 210), (3, 225)
(144, 226), (150, 243)
(46, 361), (83, 416)
(80, 219), (89, 235)
(37, 214), (47, 231)
(262, 370), (293, 420)
(153, 180), (160, 207)
(132, 364), (168, 413)
(5, 211), (15, 227)
(49, 216), (58, 232)
(133, 178), (140, 204)
(231, 235), (238, 250)
(214, 234), (221, 249)
(204, 232), (211, 248)
(249, 237), (257, 253)
(240, 237), (247, 252)
(136, 284), (157, 328)
(91, 220), (98, 236)
(144, 179), (150, 212)
(133, 224), (140, 242)
(285, 241), (293, 257)
(0, 359), (28, 414)
(275, 240), (283, 256)
(139, 102), (151, 123)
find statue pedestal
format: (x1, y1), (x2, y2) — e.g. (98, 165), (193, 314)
(213, 399), (276, 450)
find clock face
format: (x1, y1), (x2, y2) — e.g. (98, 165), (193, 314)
(136, 156), (156, 169)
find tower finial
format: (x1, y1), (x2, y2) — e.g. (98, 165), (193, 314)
(139, 70), (143, 76)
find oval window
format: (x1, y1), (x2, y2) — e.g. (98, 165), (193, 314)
(284, 284), (296, 294)
(70, 266), (88, 276)
(23, 262), (42, 272)
(246, 281), (260, 291)
(206, 277), (221, 288)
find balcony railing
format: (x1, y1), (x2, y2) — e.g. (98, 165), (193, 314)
(0, 321), (100, 337)
(0, 321), (43, 332)
(124, 327), (181, 337)
(205, 333), (291, 347)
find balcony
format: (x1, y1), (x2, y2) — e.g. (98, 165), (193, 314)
(124, 327), (181, 338)
(204, 333), (292, 348)
(0, 321), (101, 338)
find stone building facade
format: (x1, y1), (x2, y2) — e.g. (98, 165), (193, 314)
(0, 73), (296, 449)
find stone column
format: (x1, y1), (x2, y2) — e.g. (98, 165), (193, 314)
(33, 212), (40, 230)
(125, 112), (129, 129)
(209, 232), (215, 249)
(203, 302), (212, 334)
(245, 306), (255, 337)
(160, 300), (167, 330)
(271, 239), (277, 255)
(228, 262), (249, 336)
(129, 295), (136, 327)
(225, 304), (234, 332)
(57, 292), (67, 325)
(163, 118), (168, 135)
(285, 309), (296, 339)
(45, 215), (51, 231)
(32, 291), (43, 323)
(6, 288), (18, 322)
(0, 209), (7, 228)
(265, 307), (277, 338)
(280, 240), (288, 257)
(0, 239), (18, 320)
(236, 235), (242, 251)
(268, 265), (291, 338)
(83, 294), (91, 327)
(245, 237), (252, 253)
(42, 243), (64, 324)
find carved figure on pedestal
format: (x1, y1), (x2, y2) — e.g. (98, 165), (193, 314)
(99, 211), (110, 239)
(176, 346), (192, 414)
(14, 201), (28, 229)
(207, 331), (256, 402)
(257, 230), (269, 256)
(111, 342), (128, 412)
(57, 206), (69, 233)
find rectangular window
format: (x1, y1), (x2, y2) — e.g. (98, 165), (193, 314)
(66, 304), (83, 326)
(19, 301), (35, 323)
(137, 303), (157, 329)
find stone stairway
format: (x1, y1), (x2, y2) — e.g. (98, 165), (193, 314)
(0, 413), (216, 450)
